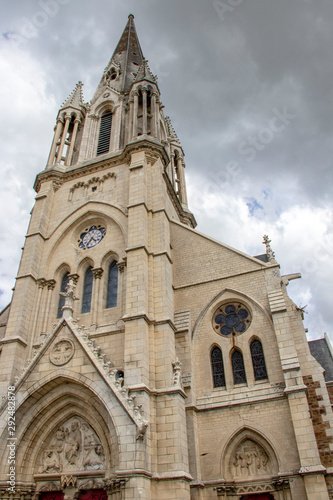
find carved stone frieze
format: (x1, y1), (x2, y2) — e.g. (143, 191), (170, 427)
(39, 416), (105, 474)
(68, 172), (116, 201)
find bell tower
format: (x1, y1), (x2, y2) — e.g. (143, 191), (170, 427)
(0, 14), (195, 500)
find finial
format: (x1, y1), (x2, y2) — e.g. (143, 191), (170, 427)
(263, 235), (276, 263)
(128, 13), (134, 19)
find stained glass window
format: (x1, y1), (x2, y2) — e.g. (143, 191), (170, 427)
(106, 261), (118, 308)
(250, 339), (268, 381)
(211, 346), (225, 388)
(82, 267), (93, 314)
(57, 272), (69, 318)
(213, 302), (251, 338)
(231, 350), (247, 384)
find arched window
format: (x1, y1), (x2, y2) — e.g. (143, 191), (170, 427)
(82, 267), (93, 313)
(57, 272), (69, 318)
(97, 111), (112, 155)
(231, 349), (247, 384)
(106, 261), (118, 308)
(211, 346), (225, 388)
(250, 339), (268, 381)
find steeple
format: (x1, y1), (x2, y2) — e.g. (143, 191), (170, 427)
(92, 14), (144, 100)
(42, 14), (194, 226)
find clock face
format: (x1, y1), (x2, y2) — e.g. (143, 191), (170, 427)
(78, 225), (106, 249)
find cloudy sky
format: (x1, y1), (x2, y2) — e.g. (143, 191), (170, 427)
(0, 0), (332, 341)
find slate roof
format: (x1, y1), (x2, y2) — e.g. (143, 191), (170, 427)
(309, 337), (333, 382)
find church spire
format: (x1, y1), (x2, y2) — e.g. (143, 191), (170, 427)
(93, 14), (144, 100)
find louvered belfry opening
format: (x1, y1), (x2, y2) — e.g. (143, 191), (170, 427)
(97, 111), (113, 155)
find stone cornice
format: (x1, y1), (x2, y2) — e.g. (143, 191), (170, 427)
(34, 139), (170, 193)
(0, 336), (28, 347)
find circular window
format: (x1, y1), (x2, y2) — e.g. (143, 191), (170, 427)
(213, 302), (251, 337)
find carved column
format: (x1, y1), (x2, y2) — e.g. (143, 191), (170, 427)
(132, 91), (139, 139)
(47, 117), (64, 167)
(127, 99), (134, 143)
(178, 157), (188, 206)
(31, 278), (46, 348)
(142, 88), (148, 134)
(55, 114), (71, 164)
(112, 96), (125, 150)
(92, 268), (103, 325)
(65, 117), (80, 166)
(117, 259), (126, 315)
(151, 92), (157, 138)
(41, 279), (56, 334)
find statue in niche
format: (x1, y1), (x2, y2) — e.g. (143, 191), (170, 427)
(232, 439), (270, 478)
(39, 417), (105, 473)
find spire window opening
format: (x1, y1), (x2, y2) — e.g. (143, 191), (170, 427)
(137, 90), (143, 136)
(147, 91), (152, 134)
(97, 112), (113, 155)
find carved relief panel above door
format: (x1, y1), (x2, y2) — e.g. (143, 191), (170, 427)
(38, 416), (105, 474)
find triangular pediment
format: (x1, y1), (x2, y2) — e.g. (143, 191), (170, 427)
(3, 317), (148, 439)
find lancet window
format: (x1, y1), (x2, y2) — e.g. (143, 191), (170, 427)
(106, 261), (118, 308)
(231, 349), (247, 384)
(250, 339), (268, 381)
(82, 266), (93, 313)
(211, 346), (226, 388)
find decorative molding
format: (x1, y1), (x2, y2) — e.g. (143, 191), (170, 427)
(299, 464), (326, 475)
(61, 475), (77, 488)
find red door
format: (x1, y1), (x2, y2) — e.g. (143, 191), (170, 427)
(40, 493), (64, 500)
(78, 490), (108, 500)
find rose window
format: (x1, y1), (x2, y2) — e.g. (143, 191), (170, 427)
(213, 302), (251, 337)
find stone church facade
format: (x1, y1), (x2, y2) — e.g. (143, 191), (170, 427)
(0, 14), (332, 500)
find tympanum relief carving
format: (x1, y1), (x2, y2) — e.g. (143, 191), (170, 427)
(39, 417), (105, 473)
(232, 439), (271, 478)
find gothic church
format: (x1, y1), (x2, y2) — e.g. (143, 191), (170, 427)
(0, 14), (332, 500)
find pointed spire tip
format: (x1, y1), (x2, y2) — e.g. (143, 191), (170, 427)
(128, 13), (134, 19)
